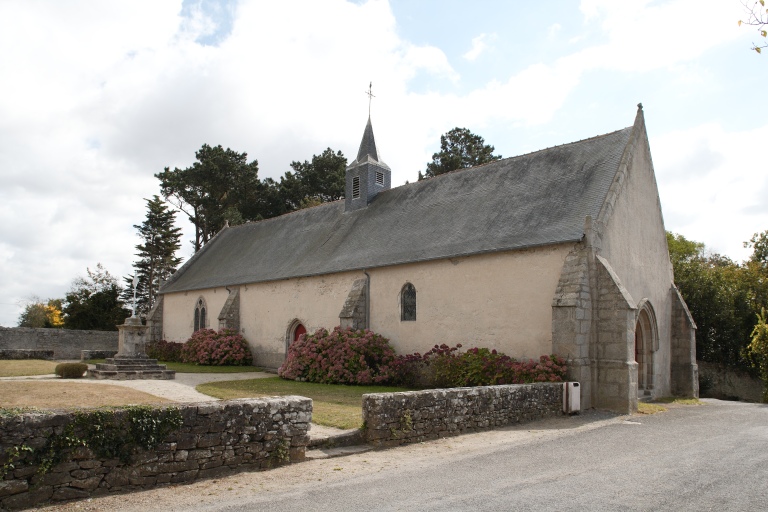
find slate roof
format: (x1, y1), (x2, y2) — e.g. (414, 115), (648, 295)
(350, 117), (390, 170)
(161, 125), (633, 294)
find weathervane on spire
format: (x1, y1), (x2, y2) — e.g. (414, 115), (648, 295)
(365, 81), (375, 117)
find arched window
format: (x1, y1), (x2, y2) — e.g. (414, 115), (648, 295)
(401, 283), (416, 321)
(194, 297), (207, 332)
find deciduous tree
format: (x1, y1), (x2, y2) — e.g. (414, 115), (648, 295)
(63, 264), (130, 331)
(667, 232), (753, 369)
(739, 0), (768, 54)
(17, 298), (63, 328)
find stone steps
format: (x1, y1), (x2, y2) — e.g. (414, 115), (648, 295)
(94, 363), (169, 371)
(89, 356), (175, 380)
(88, 369), (176, 380)
(305, 428), (369, 460)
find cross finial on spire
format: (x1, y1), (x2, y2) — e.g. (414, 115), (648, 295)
(365, 81), (375, 117)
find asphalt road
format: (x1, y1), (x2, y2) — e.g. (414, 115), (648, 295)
(212, 400), (768, 512)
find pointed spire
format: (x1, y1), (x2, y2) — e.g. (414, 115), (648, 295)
(345, 115), (392, 212)
(357, 117), (378, 162)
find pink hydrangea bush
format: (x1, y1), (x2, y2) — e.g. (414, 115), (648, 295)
(390, 344), (568, 388)
(278, 326), (396, 385)
(180, 328), (253, 366)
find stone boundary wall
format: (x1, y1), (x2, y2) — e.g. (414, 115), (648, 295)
(362, 383), (563, 447)
(698, 361), (764, 403)
(0, 398), (311, 510)
(0, 350), (54, 360)
(0, 327), (118, 360)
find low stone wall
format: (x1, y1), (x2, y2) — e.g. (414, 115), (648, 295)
(698, 361), (764, 402)
(0, 349), (54, 360)
(0, 327), (118, 360)
(363, 383), (563, 447)
(0, 398), (311, 510)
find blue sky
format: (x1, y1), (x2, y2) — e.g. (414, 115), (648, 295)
(0, 0), (766, 326)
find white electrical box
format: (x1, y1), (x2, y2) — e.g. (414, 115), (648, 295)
(563, 382), (580, 414)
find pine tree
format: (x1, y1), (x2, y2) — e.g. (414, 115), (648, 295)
(125, 196), (183, 318)
(421, 127), (501, 179)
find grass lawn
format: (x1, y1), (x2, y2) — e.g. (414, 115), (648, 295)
(86, 359), (264, 374)
(637, 402), (667, 414)
(655, 397), (704, 405)
(0, 381), (171, 409)
(0, 360), (59, 377)
(197, 377), (414, 430)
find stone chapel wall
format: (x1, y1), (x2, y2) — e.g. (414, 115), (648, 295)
(597, 121), (677, 397)
(162, 245), (571, 370)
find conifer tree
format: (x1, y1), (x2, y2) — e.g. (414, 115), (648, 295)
(420, 127), (501, 180)
(125, 196), (183, 318)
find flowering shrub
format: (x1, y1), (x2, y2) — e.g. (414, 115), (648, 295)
(278, 326), (396, 385)
(145, 340), (184, 362)
(180, 328), (253, 366)
(390, 343), (568, 388)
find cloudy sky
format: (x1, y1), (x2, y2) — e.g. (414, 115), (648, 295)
(1, 0), (766, 326)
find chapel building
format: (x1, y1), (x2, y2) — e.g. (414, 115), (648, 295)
(151, 105), (699, 413)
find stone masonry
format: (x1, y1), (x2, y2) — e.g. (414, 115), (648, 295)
(0, 327), (117, 360)
(670, 286), (698, 397)
(0, 398), (311, 510)
(362, 383), (563, 447)
(89, 317), (175, 380)
(217, 287), (241, 332)
(339, 278), (367, 330)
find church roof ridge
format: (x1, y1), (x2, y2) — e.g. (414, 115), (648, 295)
(160, 119), (636, 294)
(401, 126), (633, 186)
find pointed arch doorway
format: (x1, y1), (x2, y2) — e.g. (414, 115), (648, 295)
(635, 301), (658, 397)
(285, 319), (307, 358)
(293, 323), (307, 342)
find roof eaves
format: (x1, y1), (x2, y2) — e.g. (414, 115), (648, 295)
(162, 237), (583, 294)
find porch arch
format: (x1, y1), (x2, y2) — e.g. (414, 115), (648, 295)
(635, 299), (658, 395)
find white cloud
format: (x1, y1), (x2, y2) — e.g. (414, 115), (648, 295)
(548, 23), (562, 39)
(463, 33), (497, 61)
(0, 0), (461, 326)
(652, 123), (768, 261)
(0, 0), (762, 326)
(575, 0), (746, 72)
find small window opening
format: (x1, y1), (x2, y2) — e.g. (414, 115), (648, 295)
(194, 298), (207, 331)
(375, 171), (384, 186)
(352, 176), (360, 198)
(401, 283), (416, 321)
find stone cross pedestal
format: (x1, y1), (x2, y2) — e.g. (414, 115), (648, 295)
(88, 316), (175, 380)
(116, 316), (147, 358)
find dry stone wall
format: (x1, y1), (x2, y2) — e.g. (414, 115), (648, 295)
(0, 398), (311, 510)
(0, 328), (118, 360)
(362, 383), (563, 447)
